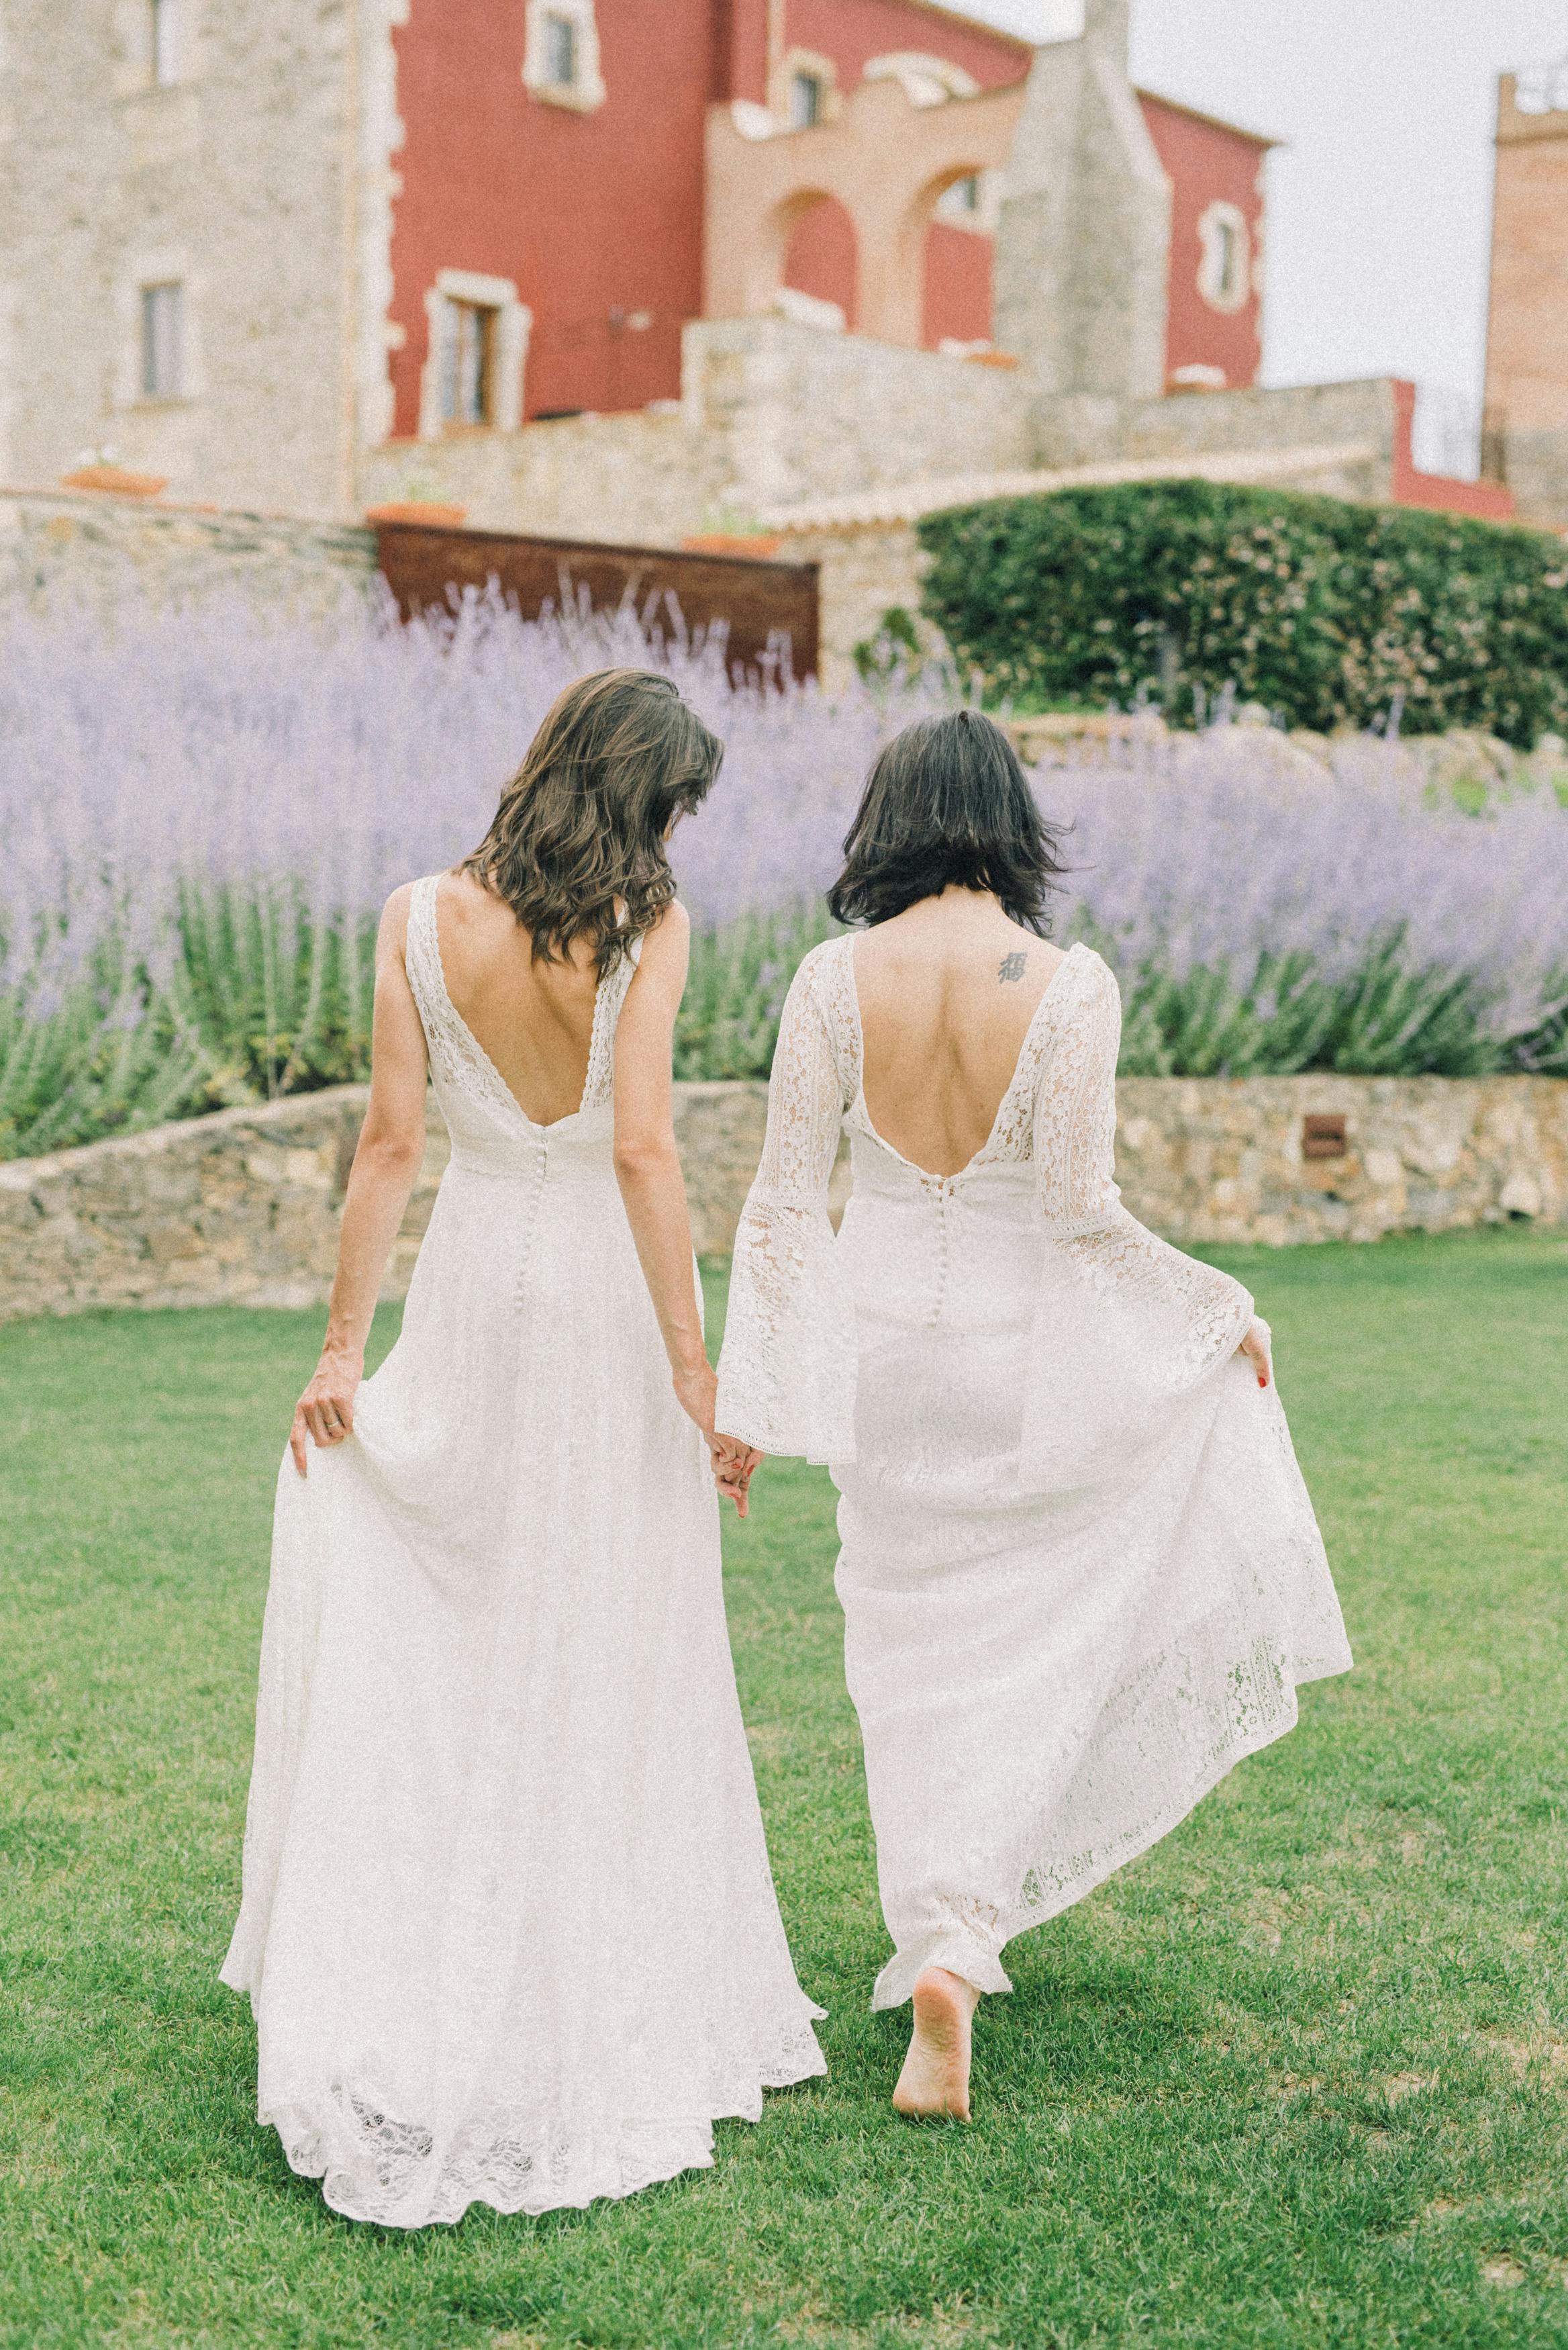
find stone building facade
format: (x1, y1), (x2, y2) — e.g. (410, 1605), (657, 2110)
(0, 0), (379, 519)
(1485, 65), (1568, 530)
(0, 0), (1510, 641)
(1, 0), (1279, 525)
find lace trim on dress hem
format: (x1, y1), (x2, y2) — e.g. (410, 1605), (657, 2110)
(867, 1638), (1352, 2011)
(256, 2026), (828, 2227)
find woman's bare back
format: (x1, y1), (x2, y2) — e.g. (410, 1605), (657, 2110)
(854, 888), (1066, 1178)
(432, 869), (602, 1127)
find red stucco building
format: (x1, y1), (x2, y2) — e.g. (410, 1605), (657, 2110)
(385, 0), (1273, 434)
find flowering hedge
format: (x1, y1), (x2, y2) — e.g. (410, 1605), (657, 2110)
(1, 593), (1565, 1160)
(917, 480), (1568, 745)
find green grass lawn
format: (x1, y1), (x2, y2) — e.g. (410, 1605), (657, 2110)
(2, 1229), (1567, 2349)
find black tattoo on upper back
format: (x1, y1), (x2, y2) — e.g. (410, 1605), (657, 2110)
(998, 951), (1028, 984)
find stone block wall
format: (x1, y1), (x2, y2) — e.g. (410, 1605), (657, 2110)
(0, 489), (379, 620)
(1116, 1074), (1568, 1245)
(0, 0), (366, 518)
(1029, 375), (1396, 492)
(3, 1074), (1563, 1325)
(771, 522), (930, 686)
(358, 317), (1035, 547)
(358, 409), (730, 553)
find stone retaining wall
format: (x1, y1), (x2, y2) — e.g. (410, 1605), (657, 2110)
(0, 489), (377, 620)
(1, 1074), (1563, 1324)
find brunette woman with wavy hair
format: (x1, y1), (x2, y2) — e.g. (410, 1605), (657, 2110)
(222, 668), (824, 2228)
(715, 709), (1349, 2123)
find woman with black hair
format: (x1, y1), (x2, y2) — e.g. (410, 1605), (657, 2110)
(715, 708), (1349, 2122)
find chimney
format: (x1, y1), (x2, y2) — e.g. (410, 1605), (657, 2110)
(993, 0), (1170, 433)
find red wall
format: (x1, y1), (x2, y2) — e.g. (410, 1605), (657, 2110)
(1389, 379), (1517, 521)
(783, 197), (859, 325)
(922, 221), (993, 347)
(1138, 93), (1267, 391)
(388, 0), (1032, 431)
(389, 0), (716, 427)
(720, 0), (769, 103)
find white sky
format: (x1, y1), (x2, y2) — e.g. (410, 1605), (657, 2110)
(963, 0), (1568, 415)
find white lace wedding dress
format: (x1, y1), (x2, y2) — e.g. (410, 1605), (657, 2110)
(222, 874), (825, 2227)
(716, 935), (1351, 2008)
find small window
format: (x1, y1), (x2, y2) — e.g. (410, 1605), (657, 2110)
(935, 173), (992, 232)
(140, 281), (183, 398)
(150, 0), (177, 86)
(1212, 219), (1239, 303)
(789, 70), (823, 130)
(544, 11), (577, 87)
(440, 299), (495, 426)
(522, 0), (605, 111)
(1195, 201), (1250, 314)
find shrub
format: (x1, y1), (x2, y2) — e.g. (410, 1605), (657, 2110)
(917, 479), (1568, 745)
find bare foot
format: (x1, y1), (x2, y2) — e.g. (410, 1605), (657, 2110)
(892, 1967), (979, 2121)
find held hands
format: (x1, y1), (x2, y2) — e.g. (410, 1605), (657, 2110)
(1236, 1319), (1271, 1389)
(290, 1343), (364, 1477)
(711, 1436), (763, 1519)
(670, 1356), (765, 1517)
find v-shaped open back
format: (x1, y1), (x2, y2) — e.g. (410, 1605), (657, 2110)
(403, 874), (636, 1147)
(844, 935), (1085, 1182)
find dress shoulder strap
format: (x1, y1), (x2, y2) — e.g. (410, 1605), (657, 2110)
(581, 933), (641, 1113)
(401, 875), (447, 1044)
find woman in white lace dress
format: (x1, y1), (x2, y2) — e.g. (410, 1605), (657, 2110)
(714, 710), (1351, 2122)
(222, 670), (824, 2226)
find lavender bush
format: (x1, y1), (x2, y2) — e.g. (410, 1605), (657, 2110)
(1, 592), (1565, 1160)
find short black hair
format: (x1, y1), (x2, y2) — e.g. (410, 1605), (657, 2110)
(828, 709), (1069, 932)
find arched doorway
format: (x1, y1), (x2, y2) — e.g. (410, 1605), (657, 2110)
(780, 192), (859, 331)
(919, 168), (995, 350)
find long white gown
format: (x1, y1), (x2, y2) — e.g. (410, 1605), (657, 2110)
(716, 935), (1351, 2010)
(222, 874), (825, 2227)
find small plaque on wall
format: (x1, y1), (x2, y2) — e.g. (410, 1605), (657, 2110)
(1302, 1113), (1347, 1160)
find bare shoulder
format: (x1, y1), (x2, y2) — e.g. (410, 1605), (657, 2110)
(431, 865), (500, 937)
(377, 880), (418, 953)
(626, 898), (691, 996)
(993, 925), (1067, 990)
(637, 898), (691, 960)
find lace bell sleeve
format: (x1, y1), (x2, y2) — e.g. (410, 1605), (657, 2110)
(1020, 953), (1255, 1490)
(714, 949), (858, 1465)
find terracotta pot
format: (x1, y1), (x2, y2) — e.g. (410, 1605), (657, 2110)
(680, 532), (783, 559)
(365, 502), (469, 527)
(60, 465), (169, 498)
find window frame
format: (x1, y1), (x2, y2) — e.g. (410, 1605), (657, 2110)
(1195, 200), (1251, 315)
(150, 0), (178, 87)
(438, 298), (497, 429)
(773, 47), (839, 132)
(934, 169), (1000, 234)
(418, 270), (532, 440)
(522, 0), (605, 112)
(139, 280), (185, 400)
(789, 71), (823, 130)
(543, 11), (577, 89)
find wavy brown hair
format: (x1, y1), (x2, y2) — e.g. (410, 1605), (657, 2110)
(462, 667), (722, 974)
